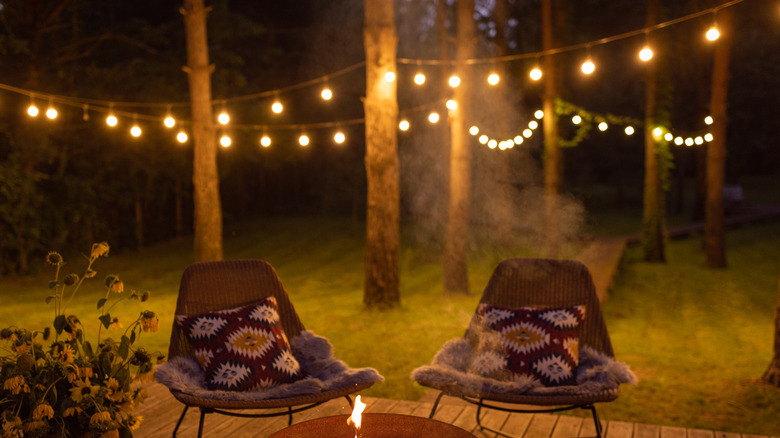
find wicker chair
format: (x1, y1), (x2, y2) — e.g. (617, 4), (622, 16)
(164, 259), (377, 437)
(420, 258), (620, 438)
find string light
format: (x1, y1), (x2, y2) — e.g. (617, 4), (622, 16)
(272, 99), (283, 114)
(534, 110), (544, 119)
(529, 66), (542, 81)
(130, 125), (141, 137)
(704, 133), (714, 142)
(260, 134), (271, 147)
(220, 135), (231, 147)
(46, 99), (57, 119)
(428, 112), (440, 123)
(218, 111), (229, 125)
(164, 115), (175, 128)
(414, 73), (426, 85)
(448, 75), (461, 88)
(706, 12), (720, 41)
(469, 126), (479, 135)
(695, 136), (704, 145)
(514, 135), (523, 144)
(384, 71), (396, 82)
(625, 126), (635, 135)
(581, 58), (596, 75)
(598, 122), (608, 131)
(478, 135), (488, 144)
(177, 131), (188, 143)
(27, 102), (39, 117)
(523, 129), (532, 138)
(653, 127), (663, 138)
(528, 120), (538, 130)
(299, 134), (310, 146)
(685, 137), (694, 146)
(664, 132), (674, 141)
(334, 131), (346, 144)
(446, 99), (457, 110)
(704, 115), (714, 125)
(321, 87), (333, 100)
(488, 139), (498, 149)
(572, 115), (582, 125)
(639, 45), (653, 62)
(487, 73), (500, 85)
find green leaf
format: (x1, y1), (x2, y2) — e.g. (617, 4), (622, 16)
(118, 336), (130, 360)
(98, 314), (111, 329)
(84, 341), (93, 358)
(53, 315), (67, 334)
(48, 280), (59, 289)
(96, 298), (107, 310)
(130, 330), (136, 344)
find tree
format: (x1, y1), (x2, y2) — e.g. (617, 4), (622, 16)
(641, 0), (667, 262)
(443, 0), (476, 294)
(541, 0), (562, 256)
(182, 0), (223, 262)
(363, 0), (401, 308)
(763, 278), (780, 386)
(704, 6), (733, 268)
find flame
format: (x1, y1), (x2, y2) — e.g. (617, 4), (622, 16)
(347, 395), (366, 437)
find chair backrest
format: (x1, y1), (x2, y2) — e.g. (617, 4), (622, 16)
(167, 259), (306, 361)
(467, 257), (614, 357)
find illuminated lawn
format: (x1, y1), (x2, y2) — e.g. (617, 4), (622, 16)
(0, 217), (778, 434)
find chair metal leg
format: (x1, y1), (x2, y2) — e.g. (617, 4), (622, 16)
(172, 406), (188, 437)
(345, 394), (354, 408)
(197, 409), (208, 438)
(475, 399), (514, 438)
(585, 404), (603, 438)
(428, 392), (446, 419)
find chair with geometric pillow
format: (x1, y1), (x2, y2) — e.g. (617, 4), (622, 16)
(155, 259), (383, 438)
(412, 258), (635, 438)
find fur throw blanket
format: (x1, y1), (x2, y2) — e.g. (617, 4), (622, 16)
(411, 338), (636, 397)
(155, 330), (384, 401)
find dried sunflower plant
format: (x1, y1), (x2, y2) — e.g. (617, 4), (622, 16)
(0, 242), (163, 437)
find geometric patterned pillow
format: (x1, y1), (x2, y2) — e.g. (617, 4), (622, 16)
(175, 296), (304, 391)
(470, 303), (585, 386)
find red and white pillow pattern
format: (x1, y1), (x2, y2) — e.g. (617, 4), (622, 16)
(175, 296), (304, 391)
(470, 303), (586, 386)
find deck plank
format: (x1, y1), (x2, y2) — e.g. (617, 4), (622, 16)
(607, 421), (635, 438)
(634, 423), (660, 438)
(552, 415), (585, 438)
(689, 429), (716, 438)
(524, 414), (560, 438)
(660, 425), (688, 438)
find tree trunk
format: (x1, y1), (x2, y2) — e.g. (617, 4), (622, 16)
(705, 6), (732, 269)
(762, 278), (780, 386)
(182, 0), (223, 262)
(363, 0), (400, 308)
(443, 0), (476, 294)
(542, 0), (561, 256)
(641, 0), (666, 263)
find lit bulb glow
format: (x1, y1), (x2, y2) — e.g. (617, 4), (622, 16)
(414, 73), (426, 85)
(487, 73), (500, 85)
(685, 137), (694, 146)
(220, 135), (231, 147)
(528, 120), (538, 130)
(674, 136), (684, 145)
(530, 67), (542, 81)
(534, 110), (544, 119)
(572, 115), (582, 125)
(177, 132), (188, 143)
(664, 133), (674, 141)
(164, 116), (176, 128)
(272, 101), (283, 114)
(399, 120), (410, 131)
(428, 112), (440, 123)
(130, 126), (142, 137)
(334, 132), (345, 144)
(523, 129), (532, 138)
(106, 115), (118, 127)
(446, 100), (457, 110)
(625, 126), (635, 135)
(639, 47), (653, 62)
(488, 139), (498, 149)
(384, 71), (396, 82)
(695, 136), (704, 145)
(706, 27), (720, 41)
(46, 108), (57, 119)
(469, 126), (479, 135)
(704, 116), (714, 125)
(299, 135), (310, 146)
(704, 133), (714, 142)
(260, 136), (271, 147)
(27, 105), (39, 117)
(321, 88), (332, 100)
(448, 75), (461, 88)
(581, 60), (595, 75)
(478, 135), (488, 144)
(218, 112), (229, 125)
(598, 122), (608, 131)
(653, 127), (663, 138)
(514, 136), (523, 144)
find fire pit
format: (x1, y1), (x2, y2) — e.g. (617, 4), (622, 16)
(269, 413), (475, 438)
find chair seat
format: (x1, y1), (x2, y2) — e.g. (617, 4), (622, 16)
(464, 388), (620, 406)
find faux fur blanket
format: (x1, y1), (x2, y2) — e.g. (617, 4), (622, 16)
(411, 338), (636, 397)
(155, 330), (384, 401)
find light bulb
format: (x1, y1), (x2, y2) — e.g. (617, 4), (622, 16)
(398, 120), (410, 131)
(530, 67), (542, 81)
(685, 137), (694, 146)
(446, 99), (457, 110)
(177, 132), (188, 143)
(695, 136), (704, 145)
(260, 136), (271, 147)
(130, 126), (142, 137)
(27, 104), (39, 117)
(487, 73), (500, 85)
(448, 75), (461, 88)
(674, 136), (684, 145)
(321, 88), (332, 100)
(625, 126), (635, 135)
(664, 133), (674, 141)
(272, 101), (283, 114)
(487, 139), (497, 149)
(220, 135), (231, 147)
(478, 135), (488, 144)
(414, 73), (426, 85)
(572, 115), (582, 125)
(164, 116), (175, 128)
(523, 129), (532, 138)
(106, 115), (118, 127)
(299, 134), (310, 146)
(534, 110), (544, 119)
(706, 26), (720, 41)
(428, 112), (440, 123)
(469, 126), (479, 135)
(514, 135), (523, 144)
(581, 59), (596, 75)
(598, 122), (608, 131)
(528, 120), (538, 130)
(704, 133), (714, 142)
(334, 131), (345, 144)
(639, 46), (653, 62)
(384, 71), (396, 82)
(218, 112), (229, 125)
(46, 107), (57, 119)
(653, 127), (663, 138)
(704, 116), (714, 125)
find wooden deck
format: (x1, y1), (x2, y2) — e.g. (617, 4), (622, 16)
(133, 382), (775, 438)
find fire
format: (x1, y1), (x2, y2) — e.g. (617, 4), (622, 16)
(347, 395), (366, 437)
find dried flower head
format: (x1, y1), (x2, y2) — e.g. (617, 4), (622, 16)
(91, 242), (110, 259)
(89, 411), (112, 425)
(3, 375), (29, 395)
(140, 291), (151, 302)
(32, 404), (54, 420)
(63, 273), (79, 286)
(45, 251), (63, 265)
(15, 354), (35, 372)
(127, 415), (143, 431)
(70, 379), (97, 402)
(140, 311), (159, 333)
(84, 268), (97, 279)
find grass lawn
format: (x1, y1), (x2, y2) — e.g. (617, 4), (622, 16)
(0, 215), (778, 434)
